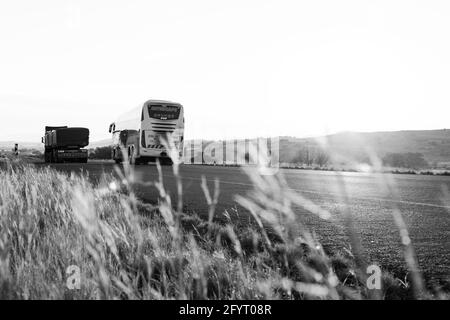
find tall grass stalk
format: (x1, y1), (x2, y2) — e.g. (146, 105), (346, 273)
(0, 151), (446, 299)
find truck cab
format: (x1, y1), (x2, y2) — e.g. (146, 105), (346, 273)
(43, 126), (90, 163)
(109, 124), (139, 164)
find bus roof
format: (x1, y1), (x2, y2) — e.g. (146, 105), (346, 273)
(144, 99), (182, 106)
(113, 99), (183, 132)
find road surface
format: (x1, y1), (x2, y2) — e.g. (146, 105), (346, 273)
(34, 161), (450, 286)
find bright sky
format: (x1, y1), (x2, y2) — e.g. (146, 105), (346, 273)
(0, 0), (449, 143)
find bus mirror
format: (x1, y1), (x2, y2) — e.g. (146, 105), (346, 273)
(41, 137), (44, 144)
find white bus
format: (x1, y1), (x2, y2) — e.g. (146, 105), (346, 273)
(109, 100), (185, 165)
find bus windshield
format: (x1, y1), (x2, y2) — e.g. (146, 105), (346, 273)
(148, 105), (180, 120)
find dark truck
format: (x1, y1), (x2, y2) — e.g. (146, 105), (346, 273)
(42, 126), (89, 163)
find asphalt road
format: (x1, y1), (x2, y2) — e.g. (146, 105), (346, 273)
(34, 161), (450, 286)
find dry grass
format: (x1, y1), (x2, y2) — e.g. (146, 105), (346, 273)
(0, 156), (448, 300)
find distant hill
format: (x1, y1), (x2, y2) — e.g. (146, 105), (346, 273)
(0, 139), (112, 151)
(0, 141), (43, 151)
(88, 139), (110, 149)
(0, 139), (111, 152)
(280, 129), (450, 168)
(184, 129), (450, 169)
(2, 129), (449, 168)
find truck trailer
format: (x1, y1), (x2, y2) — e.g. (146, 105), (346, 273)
(42, 126), (89, 163)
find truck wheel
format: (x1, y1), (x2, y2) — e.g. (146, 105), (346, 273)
(160, 158), (173, 166)
(128, 147), (136, 165)
(54, 150), (62, 163)
(53, 150), (59, 163)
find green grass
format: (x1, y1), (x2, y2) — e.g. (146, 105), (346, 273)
(0, 158), (448, 300)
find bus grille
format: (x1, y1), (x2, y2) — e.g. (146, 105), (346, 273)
(147, 144), (165, 149)
(151, 122), (176, 133)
